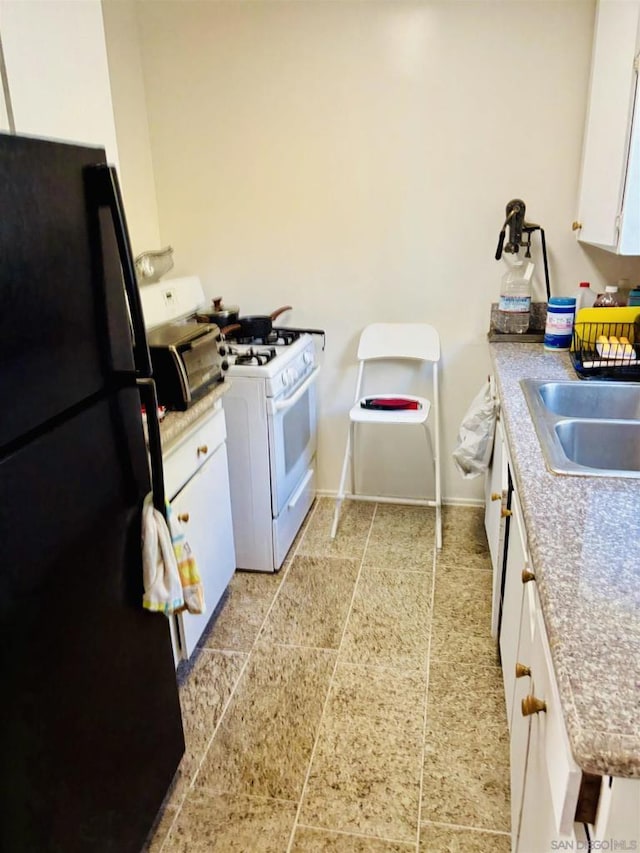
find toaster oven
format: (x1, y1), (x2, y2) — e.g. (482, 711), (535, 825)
(146, 322), (227, 410)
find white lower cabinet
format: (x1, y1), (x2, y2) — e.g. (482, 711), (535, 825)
(487, 380), (640, 851)
(163, 404), (236, 661)
(509, 581), (535, 849)
(514, 583), (583, 852)
(484, 403), (599, 851)
(484, 416), (508, 638)
(499, 486), (529, 731)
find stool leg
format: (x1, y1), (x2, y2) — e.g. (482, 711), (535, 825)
(349, 421), (356, 496)
(331, 422), (353, 539)
(424, 422), (442, 550)
(433, 427), (442, 551)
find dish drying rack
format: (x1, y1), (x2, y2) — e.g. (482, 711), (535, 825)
(571, 320), (640, 380)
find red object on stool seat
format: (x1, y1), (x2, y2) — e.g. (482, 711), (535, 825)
(360, 397), (421, 410)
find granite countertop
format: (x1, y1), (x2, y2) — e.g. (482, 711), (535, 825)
(159, 380), (231, 453)
(490, 343), (640, 779)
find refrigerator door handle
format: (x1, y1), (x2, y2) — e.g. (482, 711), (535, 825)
(137, 378), (166, 517)
(87, 163), (153, 378)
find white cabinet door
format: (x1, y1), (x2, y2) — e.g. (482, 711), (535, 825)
(499, 485), (529, 732)
(517, 592), (582, 852)
(576, 0), (640, 254)
(171, 441), (236, 659)
(509, 581), (536, 853)
(484, 416), (508, 638)
(0, 0), (119, 164)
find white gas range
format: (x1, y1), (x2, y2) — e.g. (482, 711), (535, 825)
(141, 276), (322, 573)
(222, 332), (320, 572)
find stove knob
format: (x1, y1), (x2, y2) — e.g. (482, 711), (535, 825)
(221, 359), (229, 372)
(219, 345), (227, 356)
(303, 351), (313, 365)
(282, 370), (291, 388)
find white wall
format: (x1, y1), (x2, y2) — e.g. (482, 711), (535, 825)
(101, 0), (160, 255)
(127, 0), (640, 503)
(0, 0), (119, 163)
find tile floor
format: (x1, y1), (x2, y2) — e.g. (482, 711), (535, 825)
(145, 500), (511, 852)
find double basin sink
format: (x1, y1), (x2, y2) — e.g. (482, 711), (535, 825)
(520, 379), (640, 478)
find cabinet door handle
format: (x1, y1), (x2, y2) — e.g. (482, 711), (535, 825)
(177, 512), (190, 523)
(501, 507), (513, 518)
(515, 663), (531, 678)
(522, 569), (535, 584)
(197, 445), (209, 457)
(522, 695), (546, 716)
(490, 492), (503, 501)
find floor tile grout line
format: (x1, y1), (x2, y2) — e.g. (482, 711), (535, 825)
(156, 500), (323, 852)
(296, 820), (416, 846)
(285, 501), (379, 853)
(414, 527), (439, 852)
(421, 818), (511, 837)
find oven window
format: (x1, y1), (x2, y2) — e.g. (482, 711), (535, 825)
(283, 392), (311, 473)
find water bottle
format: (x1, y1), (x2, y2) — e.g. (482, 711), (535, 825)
(496, 258), (534, 334)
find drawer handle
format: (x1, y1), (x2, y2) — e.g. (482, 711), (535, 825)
(522, 695), (546, 716)
(501, 507), (512, 518)
(177, 512), (190, 523)
(197, 445), (209, 457)
(522, 569), (535, 584)
(515, 662), (531, 678)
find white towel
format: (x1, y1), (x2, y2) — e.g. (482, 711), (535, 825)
(142, 493), (185, 615)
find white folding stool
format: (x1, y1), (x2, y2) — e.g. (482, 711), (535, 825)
(330, 322), (442, 549)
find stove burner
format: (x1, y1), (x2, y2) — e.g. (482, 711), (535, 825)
(224, 327), (301, 346)
(230, 346), (278, 366)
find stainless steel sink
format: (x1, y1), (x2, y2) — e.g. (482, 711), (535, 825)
(555, 419), (640, 472)
(520, 379), (640, 478)
(537, 381), (640, 420)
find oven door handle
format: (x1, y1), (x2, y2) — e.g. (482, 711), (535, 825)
(269, 366), (320, 413)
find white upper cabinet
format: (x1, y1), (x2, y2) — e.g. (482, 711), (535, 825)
(0, 0), (118, 165)
(576, 0), (640, 255)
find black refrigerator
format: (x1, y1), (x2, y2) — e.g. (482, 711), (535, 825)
(0, 133), (184, 852)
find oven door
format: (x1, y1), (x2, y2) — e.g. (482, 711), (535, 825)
(267, 367), (319, 517)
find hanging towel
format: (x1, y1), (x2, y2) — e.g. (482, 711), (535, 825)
(166, 501), (206, 616)
(142, 494), (184, 615)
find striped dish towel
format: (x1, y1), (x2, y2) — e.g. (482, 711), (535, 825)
(166, 501), (206, 616)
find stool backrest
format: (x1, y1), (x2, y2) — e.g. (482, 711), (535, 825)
(357, 323), (440, 364)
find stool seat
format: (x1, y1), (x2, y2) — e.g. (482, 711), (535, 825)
(350, 394), (431, 425)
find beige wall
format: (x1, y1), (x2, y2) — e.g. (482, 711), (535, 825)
(1, 0), (119, 162)
(102, 0), (160, 255)
(117, 0), (640, 502)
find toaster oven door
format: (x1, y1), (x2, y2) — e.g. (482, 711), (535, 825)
(181, 334), (222, 396)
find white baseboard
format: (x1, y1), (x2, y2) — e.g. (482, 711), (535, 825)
(314, 489), (484, 508)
